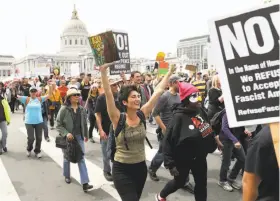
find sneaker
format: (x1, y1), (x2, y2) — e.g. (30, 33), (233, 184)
(148, 168), (160, 181)
(50, 127), (55, 130)
(83, 183), (93, 192)
(89, 138), (95, 143)
(103, 172), (113, 182)
(65, 177), (71, 184)
(218, 181), (233, 192)
(228, 178), (242, 190)
(155, 194), (166, 201)
(182, 182), (194, 194)
(45, 137), (50, 142)
(26, 151), (31, 157)
(36, 153), (42, 159)
(0, 151), (2, 155)
(3, 147), (7, 152)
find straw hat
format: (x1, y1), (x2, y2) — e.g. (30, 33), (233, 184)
(66, 88), (80, 98)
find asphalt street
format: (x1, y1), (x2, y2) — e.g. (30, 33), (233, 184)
(0, 111), (243, 201)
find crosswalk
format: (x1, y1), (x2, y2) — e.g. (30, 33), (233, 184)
(0, 113), (241, 201)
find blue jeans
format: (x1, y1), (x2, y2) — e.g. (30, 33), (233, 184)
(63, 135), (89, 184)
(150, 139), (164, 172)
(101, 139), (111, 173)
(219, 140), (245, 182)
(0, 121), (8, 150)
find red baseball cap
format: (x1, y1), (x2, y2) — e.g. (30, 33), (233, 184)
(178, 82), (199, 101)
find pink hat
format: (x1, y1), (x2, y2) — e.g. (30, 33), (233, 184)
(178, 82), (199, 101)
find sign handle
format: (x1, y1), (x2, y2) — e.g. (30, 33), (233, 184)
(270, 122), (280, 167)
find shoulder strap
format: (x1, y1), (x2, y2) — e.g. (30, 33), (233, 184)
(136, 110), (146, 130)
(136, 110), (153, 149)
(114, 113), (126, 137)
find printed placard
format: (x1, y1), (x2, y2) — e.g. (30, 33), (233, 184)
(209, 2), (280, 127)
(110, 32), (131, 75)
(88, 31), (120, 66)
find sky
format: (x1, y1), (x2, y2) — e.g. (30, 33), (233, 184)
(0, 0), (265, 59)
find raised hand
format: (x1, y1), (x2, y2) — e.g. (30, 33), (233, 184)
(168, 64), (177, 75)
(99, 62), (115, 72)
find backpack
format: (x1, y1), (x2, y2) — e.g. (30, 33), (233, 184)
(210, 109), (225, 134)
(25, 97), (42, 106)
(107, 110), (153, 162)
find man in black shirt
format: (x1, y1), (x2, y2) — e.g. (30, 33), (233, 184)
(20, 78), (32, 96)
(95, 78), (122, 181)
(20, 78), (31, 113)
(243, 126), (279, 201)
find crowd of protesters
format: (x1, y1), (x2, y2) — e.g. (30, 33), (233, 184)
(0, 65), (278, 201)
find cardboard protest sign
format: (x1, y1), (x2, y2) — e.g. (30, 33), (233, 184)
(209, 2), (279, 127)
(88, 31), (120, 66)
(158, 61), (169, 76)
(109, 31), (131, 75)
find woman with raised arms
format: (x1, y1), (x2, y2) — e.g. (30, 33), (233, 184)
(100, 62), (176, 201)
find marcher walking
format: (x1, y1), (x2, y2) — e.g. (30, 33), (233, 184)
(100, 62), (175, 201)
(56, 88), (93, 192)
(0, 94), (11, 154)
(18, 85), (52, 158)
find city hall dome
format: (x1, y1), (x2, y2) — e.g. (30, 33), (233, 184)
(60, 5), (91, 54)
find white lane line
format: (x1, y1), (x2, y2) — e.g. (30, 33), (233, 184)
(0, 158), (21, 201)
(19, 127), (121, 201)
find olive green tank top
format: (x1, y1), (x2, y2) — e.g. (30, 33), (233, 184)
(114, 122), (146, 164)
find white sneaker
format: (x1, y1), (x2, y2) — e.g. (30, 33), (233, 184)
(26, 151), (31, 157)
(218, 181), (233, 192)
(36, 153), (42, 158)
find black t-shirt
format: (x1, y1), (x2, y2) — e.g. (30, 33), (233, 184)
(80, 83), (91, 101)
(94, 93), (123, 135)
(207, 88), (224, 119)
(20, 83), (31, 96)
(245, 126), (279, 201)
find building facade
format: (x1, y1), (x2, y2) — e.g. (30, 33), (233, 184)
(177, 35), (210, 71)
(0, 55), (15, 79)
(14, 5), (96, 78)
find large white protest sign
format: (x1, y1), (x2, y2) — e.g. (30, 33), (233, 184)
(209, 1), (279, 127)
(70, 63), (80, 77)
(34, 67), (50, 76)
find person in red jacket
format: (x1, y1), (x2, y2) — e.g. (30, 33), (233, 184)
(57, 80), (68, 102)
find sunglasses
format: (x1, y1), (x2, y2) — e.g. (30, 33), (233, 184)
(30, 90), (37, 93)
(72, 94), (80, 97)
(111, 83), (118, 87)
(189, 92), (200, 103)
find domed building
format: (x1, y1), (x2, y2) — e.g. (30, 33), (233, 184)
(60, 5), (91, 55)
(14, 5), (96, 78)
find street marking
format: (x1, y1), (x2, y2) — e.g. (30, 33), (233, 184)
(0, 158), (21, 201)
(19, 127), (121, 201)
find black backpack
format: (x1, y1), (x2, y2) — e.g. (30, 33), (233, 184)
(107, 110), (153, 161)
(210, 109), (226, 134)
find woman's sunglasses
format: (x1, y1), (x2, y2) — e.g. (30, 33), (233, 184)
(189, 92), (200, 103)
(30, 90), (37, 93)
(72, 94), (80, 97)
